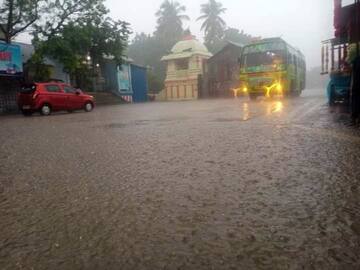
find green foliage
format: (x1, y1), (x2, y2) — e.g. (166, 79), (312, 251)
(38, 23), (90, 74)
(147, 70), (164, 93)
(0, 0), (41, 43)
(197, 0), (227, 53)
(207, 28), (257, 54)
(155, 0), (189, 43)
(128, 0), (258, 89)
(32, 15), (130, 89)
(26, 51), (51, 82)
(86, 18), (131, 66)
(128, 1), (190, 88)
(224, 28), (256, 45)
(33, 0), (108, 40)
(0, 0), (107, 43)
(127, 33), (168, 83)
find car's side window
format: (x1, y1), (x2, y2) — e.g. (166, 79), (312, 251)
(45, 85), (61, 93)
(63, 85), (76, 94)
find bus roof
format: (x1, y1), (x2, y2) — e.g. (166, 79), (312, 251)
(245, 37), (305, 59)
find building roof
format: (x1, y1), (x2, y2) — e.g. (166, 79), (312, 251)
(208, 41), (243, 63)
(103, 55), (134, 63)
(161, 36), (212, 61)
(225, 40), (245, 48)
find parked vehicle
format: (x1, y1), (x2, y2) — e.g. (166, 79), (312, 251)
(17, 82), (95, 116)
(322, 0), (360, 119)
(327, 71), (351, 105)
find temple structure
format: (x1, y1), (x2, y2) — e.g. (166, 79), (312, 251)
(158, 35), (212, 101)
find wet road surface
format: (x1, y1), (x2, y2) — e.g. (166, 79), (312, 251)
(1, 89), (360, 269)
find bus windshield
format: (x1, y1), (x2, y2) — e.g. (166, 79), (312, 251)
(241, 50), (286, 73)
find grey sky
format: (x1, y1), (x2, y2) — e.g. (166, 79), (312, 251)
(106, 0), (335, 69)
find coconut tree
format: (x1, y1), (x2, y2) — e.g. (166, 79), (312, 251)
(155, 0), (189, 43)
(197, 0), (226, 52)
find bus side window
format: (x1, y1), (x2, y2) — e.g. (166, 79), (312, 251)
(288, 54), (293, 64)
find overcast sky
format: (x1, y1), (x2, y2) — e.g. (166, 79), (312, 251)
(106, 0), (336, 69)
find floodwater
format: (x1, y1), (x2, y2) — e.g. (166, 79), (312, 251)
(0, 89), (360, 269)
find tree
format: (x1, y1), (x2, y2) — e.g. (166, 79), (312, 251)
(129, 1), (193, 92)
(223, 28), (257, 45)
(33, 0), (108, 41)
(84, 18), (131, 68)
(147, 69), (164, 93)
(127, 33), (167, 88)
(34, 17), (130, 88)
(0, 0), (107, 44)
(197, 0), (226, 53)
(155, 0), (189, 43)
(128, 1), (189, 87)
(0, 0), (42, 43)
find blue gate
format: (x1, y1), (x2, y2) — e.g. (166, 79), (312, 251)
(130, 64), (148, 103)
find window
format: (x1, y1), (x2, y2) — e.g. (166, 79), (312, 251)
(242, 51), (286, 68)
(63, 85), (76, 93)
(45, 85), (61, 92)
(175, 59), (189, 70)
(288, 54), (293, 64)
(20, 84), (36, 93)
(342, 0), (355, 7)
(293, 56), (298, 68)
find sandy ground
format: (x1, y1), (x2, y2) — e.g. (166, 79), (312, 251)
(1, 89), (360, 269)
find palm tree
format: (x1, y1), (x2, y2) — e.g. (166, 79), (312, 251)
(197, 0), (226, 52)
(155, 0), (189, 42)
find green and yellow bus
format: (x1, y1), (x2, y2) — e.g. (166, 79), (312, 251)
(239, 38), (306, 100)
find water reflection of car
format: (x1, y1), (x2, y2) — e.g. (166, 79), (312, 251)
(17, 82), (95, 116)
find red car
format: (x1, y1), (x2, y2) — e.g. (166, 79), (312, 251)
(17, 82), (95, 116)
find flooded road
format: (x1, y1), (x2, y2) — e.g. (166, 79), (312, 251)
(1, 89), (360, 269)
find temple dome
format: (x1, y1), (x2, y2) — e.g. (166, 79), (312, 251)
(171, 37), (210, 54)
(162, 36), (212, 61)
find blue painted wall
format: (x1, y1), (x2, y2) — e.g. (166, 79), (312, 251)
(0, 42), (23, 77)
(130, 64), (148, 103)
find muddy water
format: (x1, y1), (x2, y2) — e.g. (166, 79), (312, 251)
(0, 89), (359, 269)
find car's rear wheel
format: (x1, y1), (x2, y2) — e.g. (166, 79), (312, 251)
(84, 102), (93, 112)
(40, 104), (51, 116)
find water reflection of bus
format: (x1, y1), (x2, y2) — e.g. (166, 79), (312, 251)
(239, 38), (306, 100)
